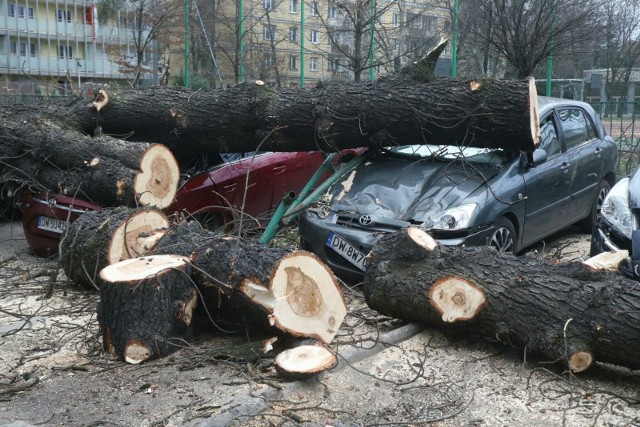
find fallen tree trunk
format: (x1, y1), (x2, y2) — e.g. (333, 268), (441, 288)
(0, 112), (180, 207)
(98, 255), (197, 364)
(190, 237), (346, 344)
(60, 207), (169, 287)
(69, 77), (539, 160)
(146, 221), (347, 343)
(363, 227), (640, 372)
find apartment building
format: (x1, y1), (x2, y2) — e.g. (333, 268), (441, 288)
(202, 0), (450, 88)
(0, 0), (156, 96)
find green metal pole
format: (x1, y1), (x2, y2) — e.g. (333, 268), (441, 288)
(451, 0), (458, 77)
(546, 0), (557, 96)
(184, 0), (190, 87)
(300, 0), (305, 87)
(238, 0), (245, 83)
(369, 0), (375, 81)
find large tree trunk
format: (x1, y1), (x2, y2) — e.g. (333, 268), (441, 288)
(364, 227), (640, 372)
(60, 207), (169, 287)
(0, 105), (180, 207)
(68, 77), (539, 161)
(190, 236), (347, 344)
(98, 255), (198, 364)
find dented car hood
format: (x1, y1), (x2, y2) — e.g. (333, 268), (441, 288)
(327, 155), (498, 222)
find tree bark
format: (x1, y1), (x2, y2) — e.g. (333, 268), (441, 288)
(60, 207), (169, 287)
(0, 104), (180, 208)
(98, 255), (197, 364)
(190, 237), (346, 344)
(364, 227), (640, 372)
(68, 77), (539, 161)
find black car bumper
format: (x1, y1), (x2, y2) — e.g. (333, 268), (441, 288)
(299, 212), (497, 282)
(591, 219), (639, 278)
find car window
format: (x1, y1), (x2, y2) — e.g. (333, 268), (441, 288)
(557, 108), (594, 150)
(539, 115), (561, 157)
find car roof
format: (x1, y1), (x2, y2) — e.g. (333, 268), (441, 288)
(538, 96), (594, 115)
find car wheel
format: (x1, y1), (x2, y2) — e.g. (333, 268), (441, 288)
(489, 218), (517, 253)
(579, 180), (611, 233)
(193, 211), (225, 231)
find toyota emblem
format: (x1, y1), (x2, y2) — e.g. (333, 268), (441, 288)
(358, 214), (373, 226)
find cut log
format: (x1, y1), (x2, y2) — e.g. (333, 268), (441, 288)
(68, 78), (539, 160)
(275, 343), (338, 380)
(191, 237), (346, 344)
(0, 103), (180, 207)
(60, 207), (169, 286)
(98, 255), (197, 364)
(364, 227), (640, 372)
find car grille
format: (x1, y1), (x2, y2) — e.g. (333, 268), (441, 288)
(335, 213), (407, 233)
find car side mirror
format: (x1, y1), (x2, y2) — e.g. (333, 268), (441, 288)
(531, 148), (548, 167)
(519, 149), (547, 170)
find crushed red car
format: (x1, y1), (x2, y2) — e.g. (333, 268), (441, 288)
(19, 150), (361, 257)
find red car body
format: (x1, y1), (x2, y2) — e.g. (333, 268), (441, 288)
(20, 150), (361, 257)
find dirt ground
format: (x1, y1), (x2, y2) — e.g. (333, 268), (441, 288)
(1, 221), (640, 427)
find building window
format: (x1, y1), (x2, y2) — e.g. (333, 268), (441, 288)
(263, 24), (276, 41)
(9, 40), (17, 54)
(310, 57), (318, 71)
(58, 45), (73, 59)
(264, 54), (275, 67)
(19, 41), (26, 56)
(289, 27), (297, 42)
(17, 5), (24, 18)
(328, 3), (337, 18)
(289, 55), (297, 70)
(311, 29), (319, 44)
(8, 4), (15, 17)
(310, 1), (319, 16)
(57, 9), (71, 23)
(330, 31), (341, 44)
(392, 13), (399, 27)
(28, 7), (34, 19)
(289, 0), (297, 13)
(29, 42), (36, 57)
(263, 0), (274, 10)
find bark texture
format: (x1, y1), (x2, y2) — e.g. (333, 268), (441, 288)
(98, 255), (197, 364)
(60, 207), (169, 286)
(68, 78), (538, 161)
(364, 227), (640, 371)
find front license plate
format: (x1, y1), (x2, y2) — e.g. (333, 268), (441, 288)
(37, 216), (67, 234)
(326, 232), (368, 272)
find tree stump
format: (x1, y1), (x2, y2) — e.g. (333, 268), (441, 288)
(98, 255), (197, 364)
(364, 227), (640, 372)
(275, 343), (338, 380)
(60, 207), (169, 287)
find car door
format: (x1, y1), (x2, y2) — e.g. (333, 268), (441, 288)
(214, 153), (274, 222)
(556, 107), (604, 223)
(521, 112), (573, 245)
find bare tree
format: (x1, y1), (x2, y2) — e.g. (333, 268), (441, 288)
(316, 0), (444, 82)
(466, 0), (601, 78)
(597, 1), (640, 96)
(99, 0), (182, 87)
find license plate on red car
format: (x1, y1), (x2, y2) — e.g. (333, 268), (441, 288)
(326, 232), (368, 272)
(37, 216), (67, 234)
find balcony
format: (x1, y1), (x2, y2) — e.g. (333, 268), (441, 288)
(0, 55), (145, 79)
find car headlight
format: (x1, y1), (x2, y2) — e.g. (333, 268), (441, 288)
(601, 177), (633, 237)
(423, 203), (478, 231)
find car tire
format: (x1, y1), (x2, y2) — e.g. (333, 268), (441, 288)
(489, 217), (518, 253)
(579, 180), (611, 233)
(193, 211), (225, 231)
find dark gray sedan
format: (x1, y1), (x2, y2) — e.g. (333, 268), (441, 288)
(299, 97), (618, 281)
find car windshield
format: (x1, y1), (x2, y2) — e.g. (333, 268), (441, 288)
(389, 144), (509, 166)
